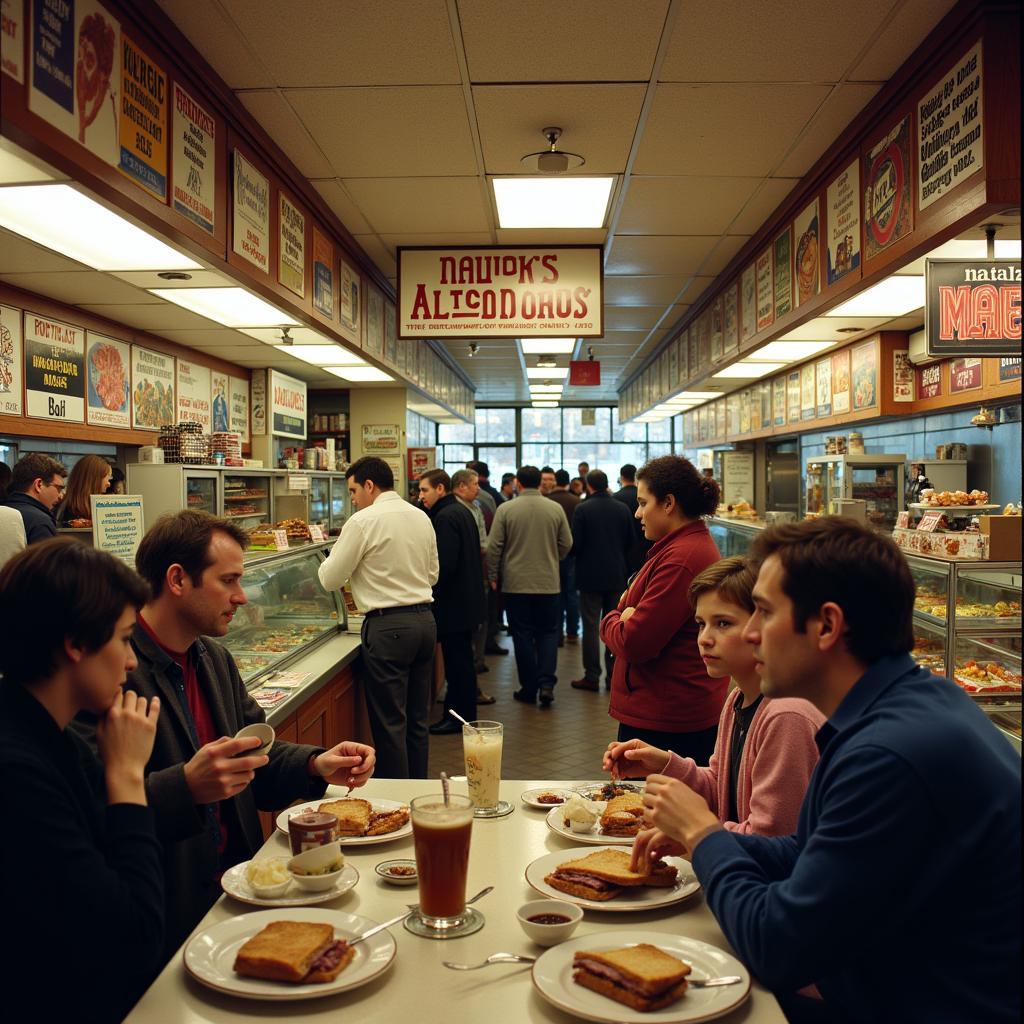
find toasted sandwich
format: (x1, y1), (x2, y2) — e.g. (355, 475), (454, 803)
(319, 798), (372, 836)
(233, 920), (354, 984)
(366, 805), (410, 836)
(544, 848), (677, 901)
(600, 793), (645, 837)
(573, 943), (690, 1011)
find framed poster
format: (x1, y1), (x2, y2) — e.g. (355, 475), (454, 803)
(755, 248), (774, 331)
(787, 370), (801, 423)
(24, 312), (85, 423)
(773, 227), (792, 318)
(726, 394), (740, 437)
(229, 376), (250, 442)
(176, 359), (211, 430)
(800, 363), (816, 420)
(362, 423), (401, 453)
(687, 328), (699, 379)
(851, 340), (878, 410)
(831, 349), (851, 414)
(815, 356), (832, 418)
(172, 84), (216, 234)
(827, 159), (860, 285)
(677, 331), (688, 382)
(741, 263), (757, 342)
(697, 309), (711, 368)
(0, 303), (23, 416)
(760, 380), (772, 430)
(917, 362), (943, 399)
(773, 375), (786, 426)
(90, 494), (144, 566)
(85, 333), (130, 429)
(250, 369), (266, 436)
(710, 296), (724, 363)
(668, 337), (679, 387)
(863, 116), (913, 260)
(312, 227), (334, 319)
(131, 345), (175, 430)
(233, 150), (270, 273)
(270, 369), (307, 439)
(893, 349), (915, 403)
(723, 283), (739, 355)
(998, 357), (1021, 383)
(365, 285), (384, 358)
(714, 399), (726, 439)
(339, 258), (361, 338)
(278, 193), (306, 297)
(1, 0), (24, 82)
(793, 199), (820, 307)
(384, 300), (398, 365)
(739, 388), (751, 434)
(950, 357), (982, 393)
(211, 371), (230, 433)
(119, 34), (167, 199)
(750, 384), (762, 432)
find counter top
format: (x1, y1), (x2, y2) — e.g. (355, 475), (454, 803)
(262, 631), (362, 726)
(125, 779), (784, 1024)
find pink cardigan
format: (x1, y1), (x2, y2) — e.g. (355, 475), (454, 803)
(664, 693), (824, 836)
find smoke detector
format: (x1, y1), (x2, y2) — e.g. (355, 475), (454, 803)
(520, 127), (585, 175)
(276, 326), (295, 346)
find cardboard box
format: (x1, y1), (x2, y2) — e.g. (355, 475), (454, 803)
(138, 446), (164, 463)
(978, 516), (1022, 561)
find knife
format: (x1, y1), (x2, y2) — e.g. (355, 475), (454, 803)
(349, 909), (414, 946)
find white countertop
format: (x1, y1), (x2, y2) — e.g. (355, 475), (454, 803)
(125, 779), (785, 1023)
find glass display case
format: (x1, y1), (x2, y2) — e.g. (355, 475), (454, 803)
(330, 475), (350, 535)
(224, 544), (346, 688)
(221, 470), (274, 526)
(309, 473), (330, 530)
(804, 454), (905, 531)
(707, 516), (764, 558)
(127, 464), (222, 530)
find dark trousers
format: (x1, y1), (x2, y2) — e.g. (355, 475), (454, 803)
(579, 589), (618, 683)
(504, 592), (560, 695)
(616, 721), (719, 765)
(439, 629), (477, 725)
(485, 585), (502, 644)
(360, 610), (436, 778)
(559, 556), (579, 637)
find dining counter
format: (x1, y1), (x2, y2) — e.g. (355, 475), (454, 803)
(125, 779), (786, 1024)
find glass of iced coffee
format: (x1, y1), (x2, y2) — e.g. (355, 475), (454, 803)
(405, 794), (482, 938)
(463, 720), (510, 817)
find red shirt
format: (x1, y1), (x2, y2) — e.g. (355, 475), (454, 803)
(601, 520), (728, 732)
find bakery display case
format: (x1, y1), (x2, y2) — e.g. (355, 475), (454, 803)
(330, 475), (350, 535)
(707, 516), (765, 558)
(222, 470), (275, 526)
(225, 544), (346, 688)
(309, 473), (330, 530)
(804, 454), (905, 530)
(128, 464), (223, 530)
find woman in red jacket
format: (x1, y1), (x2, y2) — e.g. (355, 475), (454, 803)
(600, 455), (725, 762)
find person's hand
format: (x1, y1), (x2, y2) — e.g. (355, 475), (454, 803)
(642, 774), (721, 856)
(620, 606), (636, 622)
(630, 825), (686, 872)
(313, 742), (376, 787)
(602, 739), (670, 779)
(96, 690), (161, 805)
(183, 736), (269, 804)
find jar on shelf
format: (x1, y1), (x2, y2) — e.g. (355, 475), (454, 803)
(847, 431), (864, 454)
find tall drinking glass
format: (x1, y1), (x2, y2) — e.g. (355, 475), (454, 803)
(463, 720), (504, 815)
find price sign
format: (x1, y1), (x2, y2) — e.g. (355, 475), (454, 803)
(273, 529), (290, 550)
(916, 511), (945, 533)
(896, 511), (910, 529)
(309, 524), (326, 543)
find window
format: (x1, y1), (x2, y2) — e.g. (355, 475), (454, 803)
(521, 443), (563, 469)
(474, 407), (515, 442)
(521, 408), (561, 440)
(563, 407), (611, 442)
(405, 409), (436, 447)
(438, 421), (474, 444)
(612, 406), (647, 442)
(476, 445), (517, 483)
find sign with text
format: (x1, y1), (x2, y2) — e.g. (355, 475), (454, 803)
(250, 369), (266, 436)
(229, 375), (250, 441)
(278, 193), (305, 297)
(893, 349), (915, 402)
(91, 494), (144, 564)
(815, 356), (832, 417)
(176, 358), (211, 430)
(131, 345), (174, 430)
(924, 259), (1021, 358)
(172, 83), (215, 233)
(118, 33), (167, 199)
(827, 159), (860, 284)
(269, 369), (306, 439)
(864, 116), (913, 260)
(831, 349), (851, 414)
(569, 360), (601, 386)
(999, 357), (1022, 382)
(339, 257), (361, 337)
(0, 303), (23, 415)
(916, 511), (945, 533)
(741, 263), (756, 342)
(773, 227), (792, 318)
(85, 332), (129, 428)
(361, 423), (401, 453)
(408, 447), (435, 481)
(917, 361), (943, 399)
(949, 357), (982, 393)
(312, 226), (334, 318)
(24, 311), (84, 422)
(755, 247), (774, 331)
(398, 246), (603, 338)
(2, 0), (24, 81)
(232, 150), (269, 273)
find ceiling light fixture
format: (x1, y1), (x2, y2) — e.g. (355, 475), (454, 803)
(520, 338), (576, 354)
(493, 176), (614, 229)
(324, 366), (394, 382)
(526, 366), (569, 380)
(284, 345), (366, 367)
(531, 400), (559, 408)
(150, 287), (300, 328)
(535, 354), (557, 368)
(826, 276), (925, 318)
(712, 361), (787, 379)
(520, 127), (585, 175)
(749, 340), (835, 362)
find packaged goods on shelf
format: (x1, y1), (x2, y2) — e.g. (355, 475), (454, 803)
(210, 432), (244, 466)
(158, 422), (210, 464)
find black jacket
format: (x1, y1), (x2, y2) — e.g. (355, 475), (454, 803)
(427, 493), (486, 635)
(481, 480), (504, 506)
(613, 483), (652, 574)
(572, 490), (634, 593)
(1, 685), (164, 1023)
(3, 490), (57, 544)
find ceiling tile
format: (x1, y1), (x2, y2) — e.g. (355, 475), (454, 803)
(311, 180), (373, 235)
(617, 177), (762, 235)
(0, 272), (156, 306)
(0, 229), (87, 274)
(380, 233), (495, 252)
(603, 306), (668, 331)
(680, 276), (717, 304)
(606, 236), (725, 276)
(218, 0), (460, 86)
(604, 276), (688, 306)
(76, 304), (218, 331)
(473, 84), (645, 174)
(850, 0), (959, 80)
(155, 329), (257, 348)
(353, 235), (398, 279)
(342, 178), (491, 233)
(109, 270), (236, 290)
(659, 0), (894, 82)
(287, 86), (477, 178)
(236, 91), (335, 178)
(458, 0), (668, 82)
(636, 84), (832, 177)
(729, 178), (802, 236)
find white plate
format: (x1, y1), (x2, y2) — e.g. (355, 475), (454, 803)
(521, 787), (574, 809)
(525, 847), (700, 912)
(221, 861), (359, 907)
(275, 798), (412, 846)
(573, 780), (645, 801)
(546, 804), (636, 846)
(532, 930), (750, 1023)
(183, 907), (396, 1001)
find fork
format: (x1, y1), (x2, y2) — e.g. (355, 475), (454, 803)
(443, 953), (536, 970)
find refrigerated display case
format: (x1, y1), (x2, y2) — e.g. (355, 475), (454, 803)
(804, 453), (905, 530)
(330, 474), (350, 535)
(707, 516), (765, 558)
(309, 473), (330, 530)
(222, 470), (275, 526)
(127, 464), (222, 530)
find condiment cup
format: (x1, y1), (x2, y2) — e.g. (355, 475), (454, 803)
(244, 857), (291, 898)
(516, 899), (583, 946)
(233, 723), (274, 757)
(287, 841), (345, 891)
(374, 858), (418, 886)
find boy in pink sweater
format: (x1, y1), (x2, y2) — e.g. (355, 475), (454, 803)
(603, 556), (823, 843)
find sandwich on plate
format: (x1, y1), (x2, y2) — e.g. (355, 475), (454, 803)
(233, 920), (354, 984)
(600, 792), (645, 837)
(544, 848), (677, 901)
(573, 943), (691, 1011)
(319, 798), (372, 836)
(367, 806), (410, 835)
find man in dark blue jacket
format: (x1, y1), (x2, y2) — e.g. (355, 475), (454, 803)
(3, 452), (66, 543)
(634, 518), (1021, 1023)
(571, 469), (633, 691)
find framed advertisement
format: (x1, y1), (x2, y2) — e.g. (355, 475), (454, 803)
(741, 263), (757, 342)
(270, 369), (307, 439)
(85, 333), (130, 429)
(831, 349), (851, 414)
(793, 199), (820, 307)
(726, 395), (740, 437)
(714, 398), (726, 439)
(851, 340), (878, 410)
(0, 303), (23, 416)
(816, 357), (832, 418)
(232, 150), (270, 274)
(710, 296), (724, 364)
(365, 286), (384, 358)
(949, 357), (982, 393)
(759, 380), (772, 430)
(677, 330), (688, 382)
(131, 346), (175, 430)
(917, 362), (943, 399)
(773, 227), (792, 318)
(739, 389), (751, 434)
(210, 371), (230, 433)
(800, 363), (816, 420)
(339, 258), (361, 338)
(755, 248), (774, 331)
(24, 312), (85, 423)
(687, 328), (699, 379)
(773, 375), (786, 426)
(750, 384), (762, 432)
(176, 359), (211, 430)
(229, 376), (250, 442)
(278, 193), (306, 298)
(863, 115), (913, 260)
(893, 349), (915, 402)
(723, 283), (739, 355)
(384, 300), (398, 366)
(698, 309), (711, 368)
(119, 34), (167, 200)
(827, 159), (860, 285)
(668, 337), (679, 387)
(787, 370), (801, 423)
(312, 227), (334, 319)
(172, 84), (216, 234)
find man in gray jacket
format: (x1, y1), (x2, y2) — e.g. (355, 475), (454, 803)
(486, 465), (572, 706)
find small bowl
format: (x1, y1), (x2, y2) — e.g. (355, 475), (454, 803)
(516, 899), (583, 946)
(233, 722), (275, 757)
(375, 858), (418, 886)
(287, 842), (345, 891)
(244, 857), (292, 898)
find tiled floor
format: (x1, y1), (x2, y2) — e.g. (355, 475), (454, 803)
(427, 632), (619, 782)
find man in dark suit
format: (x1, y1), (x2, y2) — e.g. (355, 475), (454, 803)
(613, 463), (652, 574)
(420, 469), (485, 734)
(572, 469), (634, 691)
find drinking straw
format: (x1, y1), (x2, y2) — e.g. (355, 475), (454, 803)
(446, 709), (477, 732)
(440, 771), (450, 807)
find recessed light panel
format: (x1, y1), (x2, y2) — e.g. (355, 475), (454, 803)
(520, 338), (577, 354)
(149, 288), (300, 328)
(751, 340), (835, 362)
(827, 276), (925, 318)
(525, 366), (569, 379)
(285, 346), (366, 366)
(712, 361), (786, 379)
(325, 366), (394, 382)
(493, 177), (614, 229)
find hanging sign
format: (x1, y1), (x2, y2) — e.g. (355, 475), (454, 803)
(90, 494), (144, 565)
(131, 345), (174, 429)
(397, 246), (603, 338)
(278, 193), (305, 297)
(24, 312), (85, 422)
(172, 83), (215, 233)
(0, 304), (23, 415)
(232, 149), (269, 273)
(118, 34), (167, 199)
(863, 116), (913, 260)
(827, 160), (861, 284)
(924, 259), (1021, 358)
(1, 0), (24, 81)
(312, 226), (335, 318)
(85, 332), (130, 428)
(229, 375), (250, 441)
(210, 371), (230, 433)
(270, 369), (306, 439)
(569, 360), (601, 386)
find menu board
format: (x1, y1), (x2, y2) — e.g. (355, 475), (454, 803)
(800, 363), (816, 420)
(741, 264), (756, 342)
(710, 296), (724, 363)
(917, 362), (943, 399)
(755, 248), (774, 331)
(233, 150), (270, 273)
(278, 194), (306, 297)
(365, 285), (384, 357)
(786, 370), (801, 423)
(950, 357), (982, 393)
(723, 283), (739, 355)
(131, 345), (175, 430)
(339, 258), (361, 338)
(85, 333), (130, 428)
(831, 349), (851, 414)
(312, 227), (334, 319)
(773, 228), (792, 318)
(270, 369), (307, 439)
(793, 199), (820, 307)
(211, 371), (230, 433)
(827, 160), (860, 285)
(851, 340), (878, 410)
(172, 84), (216, 234)
(176, 359), (211, 430)
(773, 375), (786, 425)
(815, 357), (832, 418)
(863, 116), (913, 260)
(0, 304), (23, 416)
(893, 349), (915, 403)
(24, 312), (85, 422)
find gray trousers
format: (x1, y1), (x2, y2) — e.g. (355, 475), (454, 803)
(579, 590), (618, 683)
(360, 609), (437, 778)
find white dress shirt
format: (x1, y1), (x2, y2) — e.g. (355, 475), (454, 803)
(318, 490), (439, 611)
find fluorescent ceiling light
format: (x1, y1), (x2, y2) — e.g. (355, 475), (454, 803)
(526, 365), (569, 379)
(712, 361), (786, 379)
(520, 338), (577, 354)
(325, 366), (394, 382)
(0, 184), (202, 270)
(150, 287), (299, 328)
(827, 276), (924, 318)
(678, 391), (720, 400)
(530, 383), (564, 394)
(531, 400), (559, 408)
(493, 177), (614, 229)
(286, 345), (366, 367)
(750, 340), (834, 362)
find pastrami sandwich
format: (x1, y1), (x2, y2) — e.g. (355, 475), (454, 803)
(233, 920), (354, 984)
(366, 806), (410, 836)
(318, 798), (372, 836)
(543, 848), (677, 901)
(573, 943), (691, 1011)
(600, 793), (645, 837)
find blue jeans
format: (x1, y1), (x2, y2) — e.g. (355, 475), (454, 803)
(559, 556), (579, 637)
(503, 592), (561, 695)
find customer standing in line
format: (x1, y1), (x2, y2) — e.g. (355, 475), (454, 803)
(547, 468), (581, 646)
(55, 453), (112, 526)
(467, 461), (508, 656)
(601, 455), (726, 762)
(486, 465), (572, 707)
(321, 456), (438, 777)
(613, 463), (652, 574)
(418, 469), (484, 735)
(0, 463), (27, 567)
(467, 459), (501, 514)
(0, 539), (165, 1023)
(571, 469), (633, 692)
(2, 451), (66, 543)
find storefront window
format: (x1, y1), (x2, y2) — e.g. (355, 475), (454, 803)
(563, 407), (611, 442)
(474, 407), (515, 442)
(612, 407), (647, 442)
(521, 408), (562, 440)
(438, 422), (474, 444)
(521, 442), (563, 469)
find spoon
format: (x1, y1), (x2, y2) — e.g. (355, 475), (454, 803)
(446, 709), (476, 732)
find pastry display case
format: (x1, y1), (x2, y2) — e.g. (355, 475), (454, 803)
(804, 454), (906, 531)
(330, 474), (350, 535)
(309, 473), (331, 530)
(225, 544), (346, 688)
(127, 464), (223, 530)
(707, 516), (765, 558)
(222, 470), (275, 526)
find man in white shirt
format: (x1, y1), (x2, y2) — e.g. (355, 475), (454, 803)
(319, 457), (439, 778)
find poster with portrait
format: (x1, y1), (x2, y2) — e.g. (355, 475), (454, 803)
(893, 349), (915, 403)
(741, 263), (757, 342)
(851, 341), (878, 410)
(210, 371), (230, 433)
(831, 349), (851, 414)
(815, 357), (832, 418)
(710, 296), (724, 364)
(755, 247), (774, 331)
(863, 116), (913, 260)
(800, 363), (816, 420)
(773, 375), (786, 426)
(131, 345), (174, 430)
(339, 258), (361, 339)
(172, 84), (216, 234)
(773, 227), (792, 318)
(793, 199), (820, 307)
(723, 283), (739, 356)
(827, 160), (860, 284)
(229, 375), (249, 442)
(176, 359), (211, 430)
(787, 370), (801, 423)
(85, 332), (129, 428)
(25, 312), (85, 423)
(0, 304), (23, 416)
(365, 286), (384, 358)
